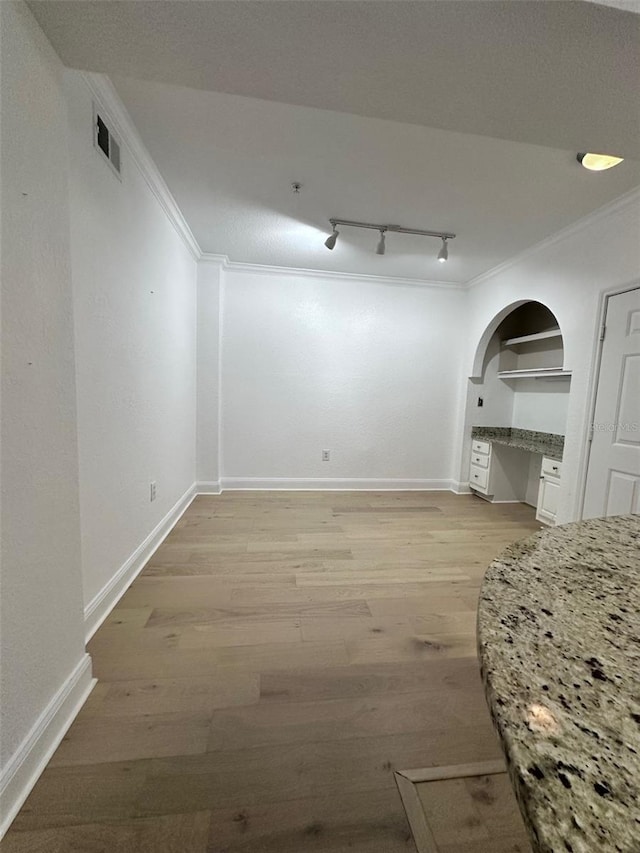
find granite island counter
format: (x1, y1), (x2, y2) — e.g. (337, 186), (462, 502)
(477, 515), (640, 853)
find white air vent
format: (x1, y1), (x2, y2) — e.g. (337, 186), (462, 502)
(93, 105), (122, 178)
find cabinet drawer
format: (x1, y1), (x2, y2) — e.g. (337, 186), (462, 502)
(471, 452), (489, 469)
(541, 456), (562, 478)
(472, 440), (491, 455)
(470, 465), (489, 490)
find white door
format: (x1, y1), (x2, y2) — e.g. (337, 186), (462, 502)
(583, 287), (640, 519)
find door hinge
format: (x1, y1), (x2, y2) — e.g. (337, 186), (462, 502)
(588, 423), (594, 443)
(600, 323), (606, 342)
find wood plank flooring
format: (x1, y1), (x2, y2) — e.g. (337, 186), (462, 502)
(1, 491), (540, 853)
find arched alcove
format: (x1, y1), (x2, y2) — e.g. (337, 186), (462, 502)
(457, 299), (572, 507)
(467, 301), (570, 432)
(471, 300), (566, 380)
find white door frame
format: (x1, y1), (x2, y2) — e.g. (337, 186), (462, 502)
(577, 279), (640, 519)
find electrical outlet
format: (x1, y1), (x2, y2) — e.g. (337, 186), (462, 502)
(322, 450), (330, 462)
(150, 481), (157, 502)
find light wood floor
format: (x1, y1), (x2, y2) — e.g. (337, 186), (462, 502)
(2, 491), (539, 853)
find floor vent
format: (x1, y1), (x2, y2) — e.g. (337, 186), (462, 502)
(394, 760), (532, 852)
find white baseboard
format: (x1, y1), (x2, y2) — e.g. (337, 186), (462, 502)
(451, 480), (472, 494)
(0, 654), (95, 840)
(196, 480), (222, 494)
(219, 477), (454, 491)
(83, 484), (197, 641)
(473, 494), (524, 504)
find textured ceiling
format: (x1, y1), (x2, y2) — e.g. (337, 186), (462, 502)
(28, 0), (640, 280)
(110, 76), (640, 282)
(29, 1), (640, 158)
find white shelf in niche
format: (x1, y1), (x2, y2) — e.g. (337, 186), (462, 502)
(498, 366), (572, 380)
(501, 328), (562, 347)
(498, 322), (565, 377)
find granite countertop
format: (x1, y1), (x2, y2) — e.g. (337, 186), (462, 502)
(472, 426), (564, 461)
(477, 515), (640, 853)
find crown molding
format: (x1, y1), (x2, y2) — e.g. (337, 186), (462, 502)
(80, 72), (202, 261)
(200, 253), (228, 268)
(200, 253), (464, 289)
(465, 184), (640, 290)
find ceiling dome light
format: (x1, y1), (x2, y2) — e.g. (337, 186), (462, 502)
(324, 226), (339, 250)
(437, 237), (449, 263)
(577, 152), (624, 171)
(376, 230), (386, 255)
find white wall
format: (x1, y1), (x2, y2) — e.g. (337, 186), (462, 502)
(466, 338), (515, 430)
(511, 379), (570, 435)
(196, 260), (222, 489)
(220, 269), (466, 487)
(0, 1), (91, 831)
(524, 453), (543, 508)
(457, 191), (640, 522)
(64, 71), (198, 627)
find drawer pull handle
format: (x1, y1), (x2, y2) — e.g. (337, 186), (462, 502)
(474, 474), (479, 479)
(552, 466), (558, 471)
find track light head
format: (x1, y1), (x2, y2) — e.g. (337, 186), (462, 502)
(376, 230), (386, 255)
(437, 237), (449, 263)
(324, 225), (339, 250)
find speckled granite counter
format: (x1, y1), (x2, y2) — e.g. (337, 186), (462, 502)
(472, 426), (564, 461)
(478, 515), (640, 853)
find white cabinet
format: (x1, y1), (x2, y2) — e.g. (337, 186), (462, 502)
(469, 441), (491, 495)
(472, 440), (491, 455)
(536, 456), (562, 526)
(470, 463), (489, 491)
(469, 441), (527, 502)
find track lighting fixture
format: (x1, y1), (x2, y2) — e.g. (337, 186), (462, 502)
(324, 224), (339, 250)
(324, 218), (455, 262)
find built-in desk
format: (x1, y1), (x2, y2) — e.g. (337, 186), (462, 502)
(469, 427), (565, 524)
